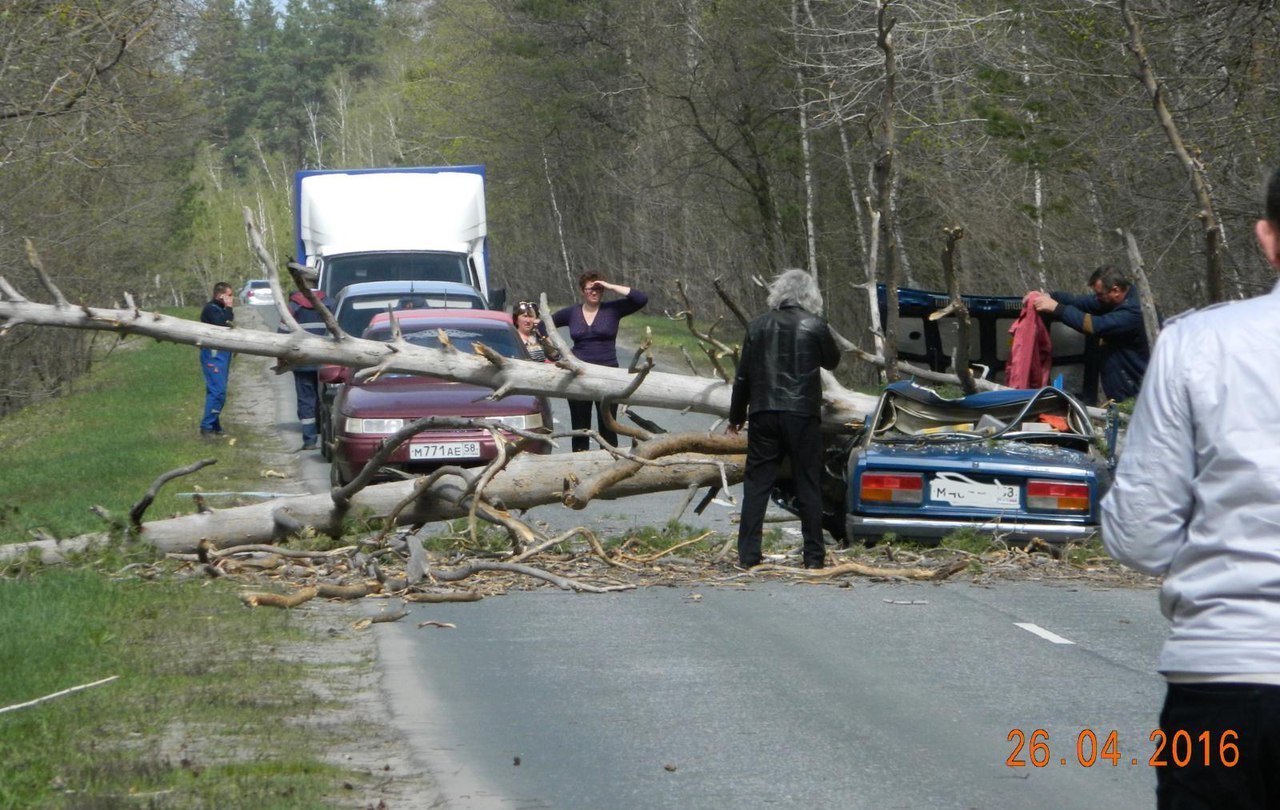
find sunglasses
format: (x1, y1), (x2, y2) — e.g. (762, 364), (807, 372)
(514, 301), (539, 314)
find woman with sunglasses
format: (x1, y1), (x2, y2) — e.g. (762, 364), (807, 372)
(511, 300), (558, 362)
(551, 273), (648, 452)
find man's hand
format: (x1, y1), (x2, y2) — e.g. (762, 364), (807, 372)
(1027, 291), (1057, 315)
(726, 423), (742, 437)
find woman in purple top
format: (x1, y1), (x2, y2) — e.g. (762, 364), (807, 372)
(551, 272), (648, 452)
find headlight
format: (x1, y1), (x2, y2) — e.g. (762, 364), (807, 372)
(485, 413), (543, 431)
(344, 417), (405, 434)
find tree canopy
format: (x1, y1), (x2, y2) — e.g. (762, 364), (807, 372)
(6, 0), (1280, 414)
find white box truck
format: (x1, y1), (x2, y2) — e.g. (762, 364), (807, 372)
(293, 166), (502, 307)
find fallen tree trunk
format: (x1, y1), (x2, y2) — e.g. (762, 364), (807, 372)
(0, 450), (745, 565)
(0, 295), (877, 424)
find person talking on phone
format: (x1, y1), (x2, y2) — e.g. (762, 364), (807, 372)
(198, 281), (235, 438)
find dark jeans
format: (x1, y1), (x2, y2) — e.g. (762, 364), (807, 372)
(737, 411), (825, 567)
(1156, 681), (1280, 809)
(293, 370), (319, 443)
(568, 398), (618, 452)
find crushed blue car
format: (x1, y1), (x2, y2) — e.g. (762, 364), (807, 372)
(774, 382), (1114, 547)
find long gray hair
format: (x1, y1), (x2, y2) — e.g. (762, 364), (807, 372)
(766, 268), (823, 314)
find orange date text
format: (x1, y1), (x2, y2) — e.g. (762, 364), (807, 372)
(1004, 728), (1240, 768)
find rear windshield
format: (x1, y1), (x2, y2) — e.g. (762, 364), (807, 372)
(322, 252), (469, 297)
(337, 294), (485, 337)
(365, 323), (523, 360)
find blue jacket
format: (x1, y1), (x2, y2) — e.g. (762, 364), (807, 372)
(199, 299), (234, 328)
(1050, 286), (1151, 401)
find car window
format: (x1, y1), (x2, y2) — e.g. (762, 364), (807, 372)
(337, 295), (485, 336)
(405, 327), (521, 358)
(363, 323), (523, 361)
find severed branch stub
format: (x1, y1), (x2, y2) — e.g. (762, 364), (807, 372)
(129, 459), (217, 532)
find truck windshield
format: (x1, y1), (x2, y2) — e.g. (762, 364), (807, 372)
(322, 252), (470, 297)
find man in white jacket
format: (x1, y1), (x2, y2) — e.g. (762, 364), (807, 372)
(1102, 169), (1280, 809)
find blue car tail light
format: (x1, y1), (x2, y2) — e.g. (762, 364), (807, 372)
(860, 472), (924, 504)
(1026, 479), (1089, 512)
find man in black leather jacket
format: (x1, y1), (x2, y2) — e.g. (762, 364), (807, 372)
(729, 269), (840, 569)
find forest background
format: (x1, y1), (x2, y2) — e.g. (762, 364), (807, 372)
(3, 0), (1279, 418)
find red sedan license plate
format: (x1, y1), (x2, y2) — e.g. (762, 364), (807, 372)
(409, 441), (481, 460)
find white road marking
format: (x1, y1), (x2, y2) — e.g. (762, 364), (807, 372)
(1015, 622), (1075, 645)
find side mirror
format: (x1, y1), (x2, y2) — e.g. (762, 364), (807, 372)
(318, 365), (350, 385)
(488, 287), (507, 312)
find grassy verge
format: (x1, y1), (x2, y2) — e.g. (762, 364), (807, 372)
(0, 568), (365, 808)
(0, 323), (392, 807)
(0, 316), (268, 546)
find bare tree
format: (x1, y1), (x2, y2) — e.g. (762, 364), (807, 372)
(1119, 0), (1228, 303)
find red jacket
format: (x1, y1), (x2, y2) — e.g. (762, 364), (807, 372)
(1005, 299), (1052, 389)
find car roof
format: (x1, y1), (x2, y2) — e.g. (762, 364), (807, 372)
(366, 309), (512, 329)
(332, 280), (486, 302)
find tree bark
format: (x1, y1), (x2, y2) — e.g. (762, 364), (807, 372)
(933, 227), (976, 394)
(0, 295), (877, 423)
(0, 450), (745, 565)
(874, 1), (900, 382)
(1119, 0), (1226, 303)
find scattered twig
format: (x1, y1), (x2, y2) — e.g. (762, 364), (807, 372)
(0, 675), (119, 716)
(428, 560), (636, 592)
(404, 590), (483, 603)
(239, 587), (318, 608)
(623, 531), (715, 563)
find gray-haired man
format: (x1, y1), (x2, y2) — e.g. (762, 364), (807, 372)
(728, 269), (840, 569)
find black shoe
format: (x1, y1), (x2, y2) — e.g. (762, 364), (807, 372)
(200, 429), (225, 438)
(803, 561), (825, 570)
(300, 439), (317, 451)
(739, 558), (763, 569)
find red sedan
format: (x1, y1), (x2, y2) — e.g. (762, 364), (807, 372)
(323, 310), (552, 485)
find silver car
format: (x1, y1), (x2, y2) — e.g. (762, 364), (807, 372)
(239, 279), (274, 306)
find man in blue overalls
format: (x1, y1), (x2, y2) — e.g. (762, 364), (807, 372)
(199, 282), (235, 437)
(281, 288), (328, 451)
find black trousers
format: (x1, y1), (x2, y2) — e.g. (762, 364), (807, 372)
(568, 398), (619, 453)
(737, 411), (825, 567)
(1156, 681), (1280, 809)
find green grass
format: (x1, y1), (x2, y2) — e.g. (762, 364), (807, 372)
(624, 310), (738, 352)
(0, 315), (404, 807)
(0, 318), (267, 546)
(0, 569), (346, 809)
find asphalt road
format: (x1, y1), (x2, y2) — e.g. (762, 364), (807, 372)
(376, 580), (1168, 809)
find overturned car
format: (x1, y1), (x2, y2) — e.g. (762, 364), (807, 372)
(775, 382), (1115, 547)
